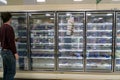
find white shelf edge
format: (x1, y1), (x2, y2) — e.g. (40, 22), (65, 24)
(87, 57), (111, 59)
(59, 43), (83, 45)
(31, 30), (54, 32)
(87, 30), (112, 32)
(31, 43), (54, 45)
(87, 37), (112, 38)
(59, 36), (83, 38)
(31, 57), (54, 59)
(31, 49), (54, 52)
(59, 49), (83, 51)
(31, 36), (54, 38)
(59, 57), (83, 59)
(87, 50), (112, 52)
(59, 23), (83, 25)
(87, 23), (112, 25)
(87, 43), (111, 45)
(59, 30), (83, 32)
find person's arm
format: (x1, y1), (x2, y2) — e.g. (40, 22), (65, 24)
(14, 53), (19, 60)
(7, 26), (19, 60)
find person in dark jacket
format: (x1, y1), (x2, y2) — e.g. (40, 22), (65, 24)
(0, 12), (19, 80)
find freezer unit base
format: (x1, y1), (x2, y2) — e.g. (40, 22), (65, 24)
(0, 72), (120, 80)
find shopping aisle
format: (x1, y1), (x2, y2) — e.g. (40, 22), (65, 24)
(0, 78), (55, 80)
(9, 79), (118, 80)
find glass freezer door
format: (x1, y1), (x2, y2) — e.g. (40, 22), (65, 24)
(11, 13), (28, 70)
(115, 12), (120, 71)
(58, 12), (84, 71)
(86, 12), (113, 71)
(0, 15), (2, 70)
(29, 12), (55, 70)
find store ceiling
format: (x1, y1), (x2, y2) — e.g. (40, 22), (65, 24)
(1, 0), (120, 5)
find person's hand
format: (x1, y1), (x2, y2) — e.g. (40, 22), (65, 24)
(14, 53), (19, 60)
(15, 37), (19, 42)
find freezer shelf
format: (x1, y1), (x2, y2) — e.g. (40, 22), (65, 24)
(32, 63), (54, 69)
(87, 57), (111, 59)
(31, 58), (54, 70)
(86, 64), (111, 69)
(59, 63), (83, 69)
(59, 59), (83, 70)
(59, 57), (83, 59)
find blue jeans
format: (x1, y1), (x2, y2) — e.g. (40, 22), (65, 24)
(1, 50), (16, 80)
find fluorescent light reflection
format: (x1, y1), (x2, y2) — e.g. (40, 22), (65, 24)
(66, 13), (72, 16)
(106, 13), (112, 16)
(112, 0), (120, 1)
(86, 13), (92, 16)
(0, 0), (7, 4)
(37, 0), (46, 2)
(45, 13), (51, 16)
(73, 0), (83, 1)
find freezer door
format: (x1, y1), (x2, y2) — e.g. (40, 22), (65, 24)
(58, 12), (84, 71)
(0, 15), (2, 70)
(86, 12), (113, 71)
(115, 12), (120, 71)
(11, 13), (28, 70)
(29, 12), (55, 70)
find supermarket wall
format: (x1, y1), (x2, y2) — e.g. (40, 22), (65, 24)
(0, 4), (119, 11)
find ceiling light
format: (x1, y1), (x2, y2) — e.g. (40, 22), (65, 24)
(0, 0), (7, 4)
(112, 0), (120, 1)
(37, 0), (46, 2)
(73, 0), (83, 1)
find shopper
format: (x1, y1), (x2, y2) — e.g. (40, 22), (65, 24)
(0, 12), (19, 80)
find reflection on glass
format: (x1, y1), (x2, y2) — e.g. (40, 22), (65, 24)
(11, 13), (28, 70)
(86, 13), (113, 71)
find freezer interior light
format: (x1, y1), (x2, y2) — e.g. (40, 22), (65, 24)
(50, 18), (54, 20)
(45, 13), (51, 16)
(0, 0), (7, 4)
(73, 0), (83, 1)
(66, 13), (72, 16)
(86, 13), (91, 16)
(37, 0), (46, 2)
(98, 17), (103, 20)
(106, 13), (112, 16)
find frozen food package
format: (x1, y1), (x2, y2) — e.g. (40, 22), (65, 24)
(67, 16), (74, 35)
